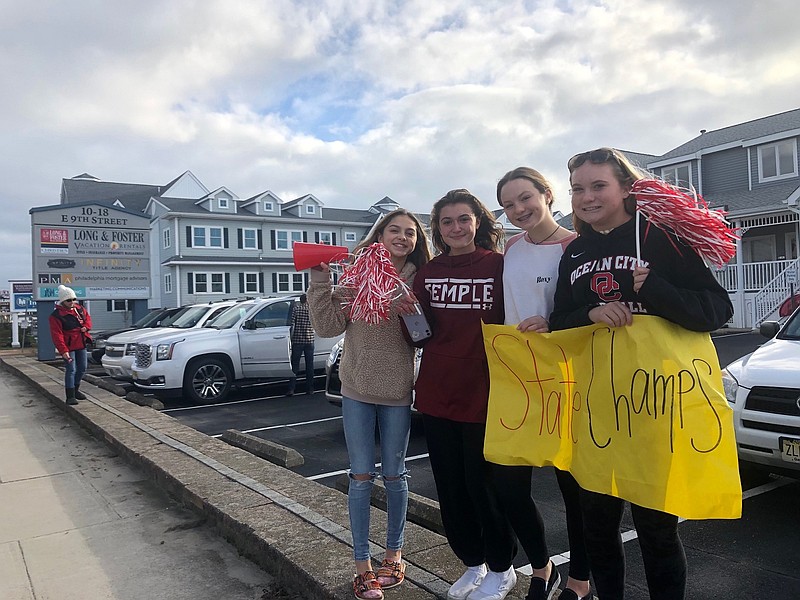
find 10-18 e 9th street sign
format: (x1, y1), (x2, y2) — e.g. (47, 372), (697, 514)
(30, 203), (151, 301)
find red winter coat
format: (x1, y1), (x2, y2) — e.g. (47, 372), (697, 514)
(49, 303), (92, 354)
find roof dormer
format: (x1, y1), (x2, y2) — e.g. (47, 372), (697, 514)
(240, 191), (282, 216)
(282, 194), (324, 218)
(195, 186), (239, 213)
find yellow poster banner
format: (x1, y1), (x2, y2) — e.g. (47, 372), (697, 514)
(483, 316), (742, 519)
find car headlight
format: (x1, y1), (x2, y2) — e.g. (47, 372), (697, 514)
(125, 343), (137, 356)
(96, 339), (106, 349)
(156, 341), (180, 360)
(721, 369), (739, 404)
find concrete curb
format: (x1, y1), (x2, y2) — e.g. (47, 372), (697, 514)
(0, 355), (532, 599)
(222, 429), (304, 468)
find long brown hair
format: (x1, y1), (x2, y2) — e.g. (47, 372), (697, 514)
(354, 208), (432, 269)
(430, 188), (503, 255)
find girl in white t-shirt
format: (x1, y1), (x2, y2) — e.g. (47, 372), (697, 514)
(494, 167), (591, 600)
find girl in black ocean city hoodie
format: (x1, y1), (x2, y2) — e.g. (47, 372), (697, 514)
(549, 148), (733, 600)
(412, 189), (517, 600)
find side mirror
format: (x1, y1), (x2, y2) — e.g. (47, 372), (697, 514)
(243, 319), (256, 330)
(759, 321), (780, 339)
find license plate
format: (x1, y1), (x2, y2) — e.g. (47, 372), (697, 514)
(780, 437), (800, 463)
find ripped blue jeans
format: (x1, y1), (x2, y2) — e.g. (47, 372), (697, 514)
(341, 396), (411, 561)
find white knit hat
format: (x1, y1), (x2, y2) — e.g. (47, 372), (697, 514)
(58, 285), (77, 304)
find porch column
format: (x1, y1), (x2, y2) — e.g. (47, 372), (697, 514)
(734, 222), (746, 328)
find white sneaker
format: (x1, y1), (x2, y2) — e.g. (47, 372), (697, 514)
(448, 564), (488, 600)
(466, 566), (517, 600)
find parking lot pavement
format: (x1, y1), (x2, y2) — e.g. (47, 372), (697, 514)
(0, 368), (300, 600)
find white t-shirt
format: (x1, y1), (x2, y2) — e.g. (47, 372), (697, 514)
(503, 230), (577, 325)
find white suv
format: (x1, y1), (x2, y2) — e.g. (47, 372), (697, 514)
(131, 296), (342, 404)
(101, 301), (237, 380)
(722, 306), (800, 475)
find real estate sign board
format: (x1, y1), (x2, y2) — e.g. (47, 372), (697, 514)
(30, 204), (151, 300)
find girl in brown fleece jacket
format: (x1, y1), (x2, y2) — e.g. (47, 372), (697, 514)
(306, 208), (431, 600)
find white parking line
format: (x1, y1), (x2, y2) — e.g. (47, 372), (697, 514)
(210, 415), (343, 438)
(306, 453), (431, 481)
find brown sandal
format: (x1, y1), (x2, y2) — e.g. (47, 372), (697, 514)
(353, 571), (383, 599)
(376, 559), (406, 589)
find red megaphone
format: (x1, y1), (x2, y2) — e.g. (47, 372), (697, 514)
(292, 242), (350, 271)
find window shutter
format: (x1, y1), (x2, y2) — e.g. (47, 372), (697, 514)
(223, 228), (229, 248)
(332, 232), (337, 245)
(237, 228), (242, 249)
(270, 230), (276, 250)
(272, 273), (278, 293)
(303, 231), (308, 242)
(225, 273), (230, 293)
(186, 226), (192, 248)
(257, 230), (263, 250)
(258, 273), (264, 293)
(187, 272), (194, 294)
(239, 273), (244, 293)
(314, 232), (320, 243)
(304, 273), (309, 289)
(106, 300), (112, 311)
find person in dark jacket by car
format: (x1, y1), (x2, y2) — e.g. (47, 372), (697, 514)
(49, 285), (92, 405)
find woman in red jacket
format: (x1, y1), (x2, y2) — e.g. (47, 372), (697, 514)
(49, 285), (92, 405)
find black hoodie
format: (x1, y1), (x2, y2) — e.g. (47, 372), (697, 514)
(549, 214), (733, 333)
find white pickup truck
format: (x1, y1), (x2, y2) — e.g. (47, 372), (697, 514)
(130, 295), (342, 404)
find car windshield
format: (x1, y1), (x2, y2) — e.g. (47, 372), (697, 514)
(204, 304), (254, 329)
(134, 310), (166, 328)
(778, 308), (800, 340)
(168, 306), (214, 328)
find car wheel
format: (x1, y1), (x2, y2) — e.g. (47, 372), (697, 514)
(183, 358), (232, 404)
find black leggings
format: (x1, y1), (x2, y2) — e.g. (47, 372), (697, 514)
(580, 489), (686, 600)
(423, 415), (517, 572)
(491, 465), (591, 581)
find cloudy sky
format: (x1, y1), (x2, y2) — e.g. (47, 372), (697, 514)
(2, 0), (799, 292)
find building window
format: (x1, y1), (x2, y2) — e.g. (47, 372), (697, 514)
(743, 235), (776, 263)
(263, 201), (273, 211)
(192, 226), (223, 248)
(662, 163), (692, 188)
(163, 228), (171, 249)
(110, 300), (129, 312)
(758, 139), (798, 182)
(344, 231), (357, 242)
(318, 231), (333, 244)
(244, 272), (259, 293)
(276, 230), (303, 250)
(242, 228), (258, 249)
(164, 273), (172, 294)
(277, 272), (305, 292)
(193, 272), (224, 294)
(306, 204), (316, 214)
(218, 197), (229, 209)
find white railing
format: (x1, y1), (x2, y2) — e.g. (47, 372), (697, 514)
(713, 259), (796, 293)
(751, 258), (800, 326)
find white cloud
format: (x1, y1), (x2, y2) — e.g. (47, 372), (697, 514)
(2, 0), (799, 292)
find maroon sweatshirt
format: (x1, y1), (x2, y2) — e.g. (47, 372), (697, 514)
(412, 247), (504, 423)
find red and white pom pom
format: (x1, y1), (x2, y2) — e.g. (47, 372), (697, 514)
(338, 243), (406, 324)
(631, 178), (738, 268)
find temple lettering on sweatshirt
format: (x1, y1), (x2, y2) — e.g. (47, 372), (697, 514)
(569, 255), (650, 285)
(425, 277), (495, 310)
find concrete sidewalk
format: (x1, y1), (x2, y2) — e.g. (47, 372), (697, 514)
(0, 361), (299, 600)
(0, 352), (533, 600)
